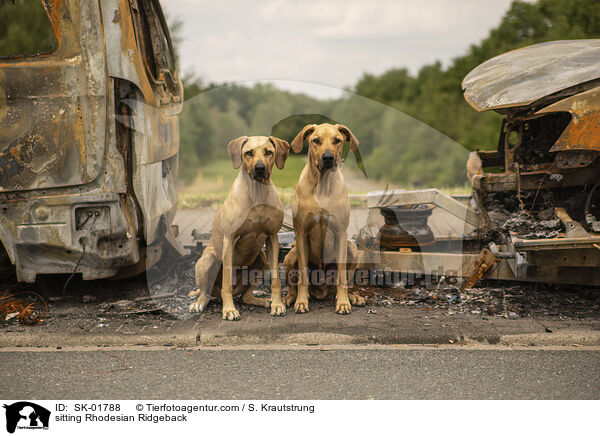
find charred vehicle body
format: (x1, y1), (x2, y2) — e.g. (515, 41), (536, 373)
(0, 0), (183, 282)
(363, 40), (600, 287)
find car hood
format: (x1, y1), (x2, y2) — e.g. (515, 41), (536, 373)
(462, 39), (600, 112)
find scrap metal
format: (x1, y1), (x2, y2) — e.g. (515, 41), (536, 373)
(362, 40), (600, 287)
(0, 0), (183, 282)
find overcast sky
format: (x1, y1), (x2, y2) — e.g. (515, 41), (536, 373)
(162, 0), (514, 98)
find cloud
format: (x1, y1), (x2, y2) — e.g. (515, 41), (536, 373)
(163, 0), (513, 97)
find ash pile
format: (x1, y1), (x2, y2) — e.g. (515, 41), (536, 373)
(483, 187), (596, 239)
(358, 280), (600, 321)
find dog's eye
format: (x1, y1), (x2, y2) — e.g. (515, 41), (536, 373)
(333, 137), (341, 144)
(312, 138), (320, 145)
(245, 150), (253, 157)
(264, 149), (273, 156)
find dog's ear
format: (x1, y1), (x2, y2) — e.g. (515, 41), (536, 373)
(227, 136), (248, 169)
(269, 136), (290, 169)
(336, 124), (359, 152)
(291, 124), (316, 153)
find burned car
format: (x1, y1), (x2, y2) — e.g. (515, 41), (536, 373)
(362, 40), (600, 287)
(463, 39), (600, 286)
(0, 0), (183, 282)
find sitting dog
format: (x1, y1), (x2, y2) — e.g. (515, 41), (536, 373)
(282, 123), (365, 314)
(189, 136), (290, 320)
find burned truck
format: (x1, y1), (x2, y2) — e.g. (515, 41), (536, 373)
(0, 0), (183, 282)
(363, 40), (600, 287)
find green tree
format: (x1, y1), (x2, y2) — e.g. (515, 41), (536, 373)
(178, 95), (214, 182)
(0, 0), (58, 57)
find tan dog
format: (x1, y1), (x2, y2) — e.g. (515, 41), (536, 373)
(282, 123), (365, 314)
(189, 136), (290, 320)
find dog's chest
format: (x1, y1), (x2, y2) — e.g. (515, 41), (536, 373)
(300, 194), (349, 232)
(236, 204), (283, 236)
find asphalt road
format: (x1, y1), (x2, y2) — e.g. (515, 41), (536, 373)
(2, 347), (599, 400)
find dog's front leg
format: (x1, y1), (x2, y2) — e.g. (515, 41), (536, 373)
(221, 236), (240, 321)
(266, 234), (286, 316)
(189, 247), (220, 313)
(294, 229), (310, 313)
(335, 231), (352, 314)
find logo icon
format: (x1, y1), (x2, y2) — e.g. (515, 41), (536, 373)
(3, 402), (50, 434)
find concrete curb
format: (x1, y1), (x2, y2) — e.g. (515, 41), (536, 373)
(0, 331), (197, 348)
(498, 330), (600, 347)
(2, 330), (599, 348)
(198, 332), (357, 346)
(197, 329), (600, 347)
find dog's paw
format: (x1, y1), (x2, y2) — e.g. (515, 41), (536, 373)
(189, 292), (209, 313)
(282, 294), (295, 307)
(189, 299), (208, 313)
(294, 300), (309, 313)
(349, 294), (365, 306)
(188, 288), (201, 298)
(222, 307), (241, 321)
(335, 299), (352, 315)
(270, 301), (286, 316)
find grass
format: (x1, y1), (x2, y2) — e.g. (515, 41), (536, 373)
(271, 155), (306, 188)
(177, 156), (472, 209)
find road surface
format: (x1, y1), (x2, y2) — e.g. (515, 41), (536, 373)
(2, 346), (598, 400)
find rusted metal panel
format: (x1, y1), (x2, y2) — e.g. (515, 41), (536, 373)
(511, 235), (600, 250)
(0, 0), (107, 192)
(100, 0), (157, 106)
(101, 0), (182, 244)
(11, 194), (140, 282)
(360, 247), (600, 286)
(536, 86), (600, 152)
(462, 40), (600, 112)
(0, 0), (182, 282)
(479, 165), (599, 192)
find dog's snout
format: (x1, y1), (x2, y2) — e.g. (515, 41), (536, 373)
(320, 151), (335, 169)
(253, 161), (267, 177)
